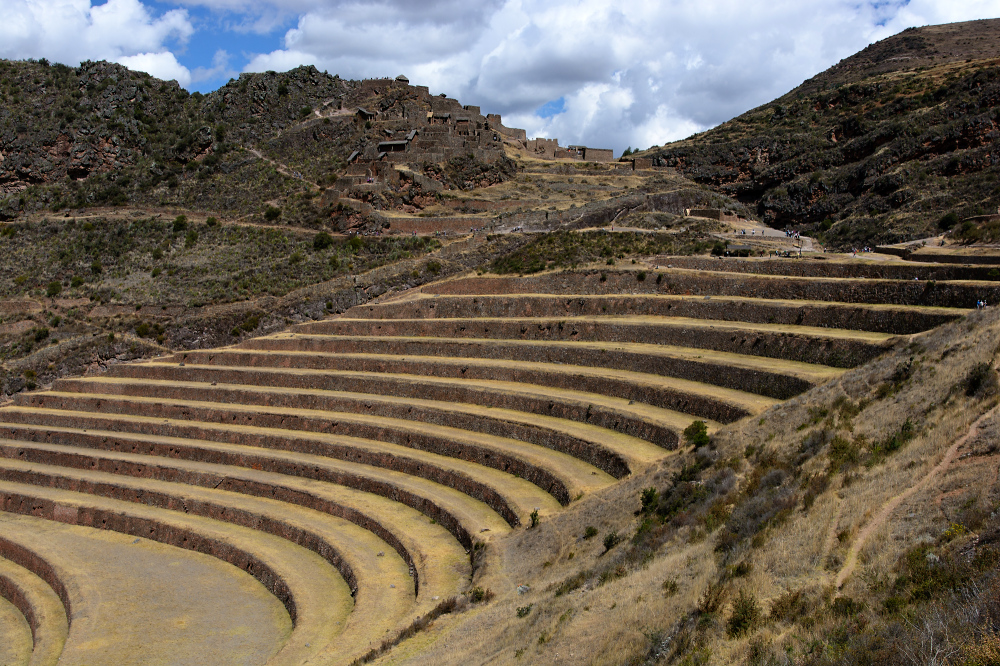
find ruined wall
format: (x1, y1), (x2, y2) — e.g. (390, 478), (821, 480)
(584, 148), (614, 162)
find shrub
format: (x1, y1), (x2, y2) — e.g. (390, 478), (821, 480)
(426, 260), (442, 275)
(698, 579), (727, 614)
(206, 216), (218, 227)
(726, 589), (761, 638)
(830, 596), (862, 618)
(938, 212), (959, 230)
(636, 271), (646, 282)
(313, 231), (334, 251)
(70, 276), (84, 288)
(91, 260), (103, 274)
(240, 314), (261, 333)
(264, 206), (281, 222)
(640, 487), (659, 513)
(829, 436), (860, 468)
(46, 281), (62, 297)
(769, 588), (809, 622)
(33, 327), (49, 343)
(683, 420), (710, 447)
(529, 508), (539, 528)
(516, 604), (533, 618)
(711, 241), (727, 256)
(584, 526), (598, 539)
(469, 586), (494, 603)
(185, 230), (198, 248)
(869, 419), (916, 464)
(172, 215), (187, 233)
(603, 531), (621, 552)
(966, 362), (997, 398)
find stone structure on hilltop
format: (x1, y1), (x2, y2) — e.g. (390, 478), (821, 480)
(343, 76), (616, 176)
(345, 78), (505, 170)
(336, 78), (621, 210)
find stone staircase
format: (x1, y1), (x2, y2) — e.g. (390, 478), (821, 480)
(0, 260), (985, 664)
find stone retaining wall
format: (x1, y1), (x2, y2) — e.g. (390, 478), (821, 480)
(906, 253), (1000, 265)
(108, 363), (680, 449)
(0, 414), (521, 529)
(297, 319), (887, 369)
(241, 336), (814, 400)
(0, 491), (297, 623)
(355, 295), (957, 335)
(0, 441), (424, 594)
(15, 393), (573, 507)
(0, 426), (475, 554)
(54, 378), (633, 479)
(179, 348), (752, 422)
(0, 536), (68, 643)
(425, 271), (997, 309)
(655, 256), (1000, 281)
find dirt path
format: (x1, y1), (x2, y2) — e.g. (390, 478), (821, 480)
(246, 148), (322, 190)
(834, 402), (1000, 589)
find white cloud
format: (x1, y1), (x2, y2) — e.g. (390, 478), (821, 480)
(190, 49), (236, 84)
(117, 51), (192, 87)
(0, 0), (193, 84)
(232, 0), (1000, 153)
(4, 1), (1000, 148)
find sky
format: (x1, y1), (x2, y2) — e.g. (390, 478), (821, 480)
(2, 1), (1000, 153)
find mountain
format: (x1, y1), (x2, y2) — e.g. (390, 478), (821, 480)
(0, 60), (514, 231)
(642, 18), (1000, 249)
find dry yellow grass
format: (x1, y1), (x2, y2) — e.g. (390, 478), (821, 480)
(358, 305), (1000, 665)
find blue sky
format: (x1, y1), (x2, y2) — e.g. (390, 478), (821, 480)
(2, 1), (1000, 152)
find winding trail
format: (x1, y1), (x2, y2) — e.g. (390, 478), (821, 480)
(246, 148), (322, 190)
(834, 402), (1000, 589)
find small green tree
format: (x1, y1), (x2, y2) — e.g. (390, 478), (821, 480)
(46, 281), (62, 298)
(313, 231), (334, 251)
(683, 420), (710, 447)
(640, 487), (659, 513)
(938, 212), (959, 230)
(727, 589), (761, 638)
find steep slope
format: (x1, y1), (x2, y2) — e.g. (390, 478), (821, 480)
(363, 266), (1000, 666)
(0, 61), (512, 230)
(644, 18), (1000, 249)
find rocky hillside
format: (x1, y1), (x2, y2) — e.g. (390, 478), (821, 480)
(643, 18), (1000, 249)
(0, 60), (511, 229)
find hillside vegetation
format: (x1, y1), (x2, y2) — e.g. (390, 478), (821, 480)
(389, 299), (1000, 666)
(644, 19), (1000, 249)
